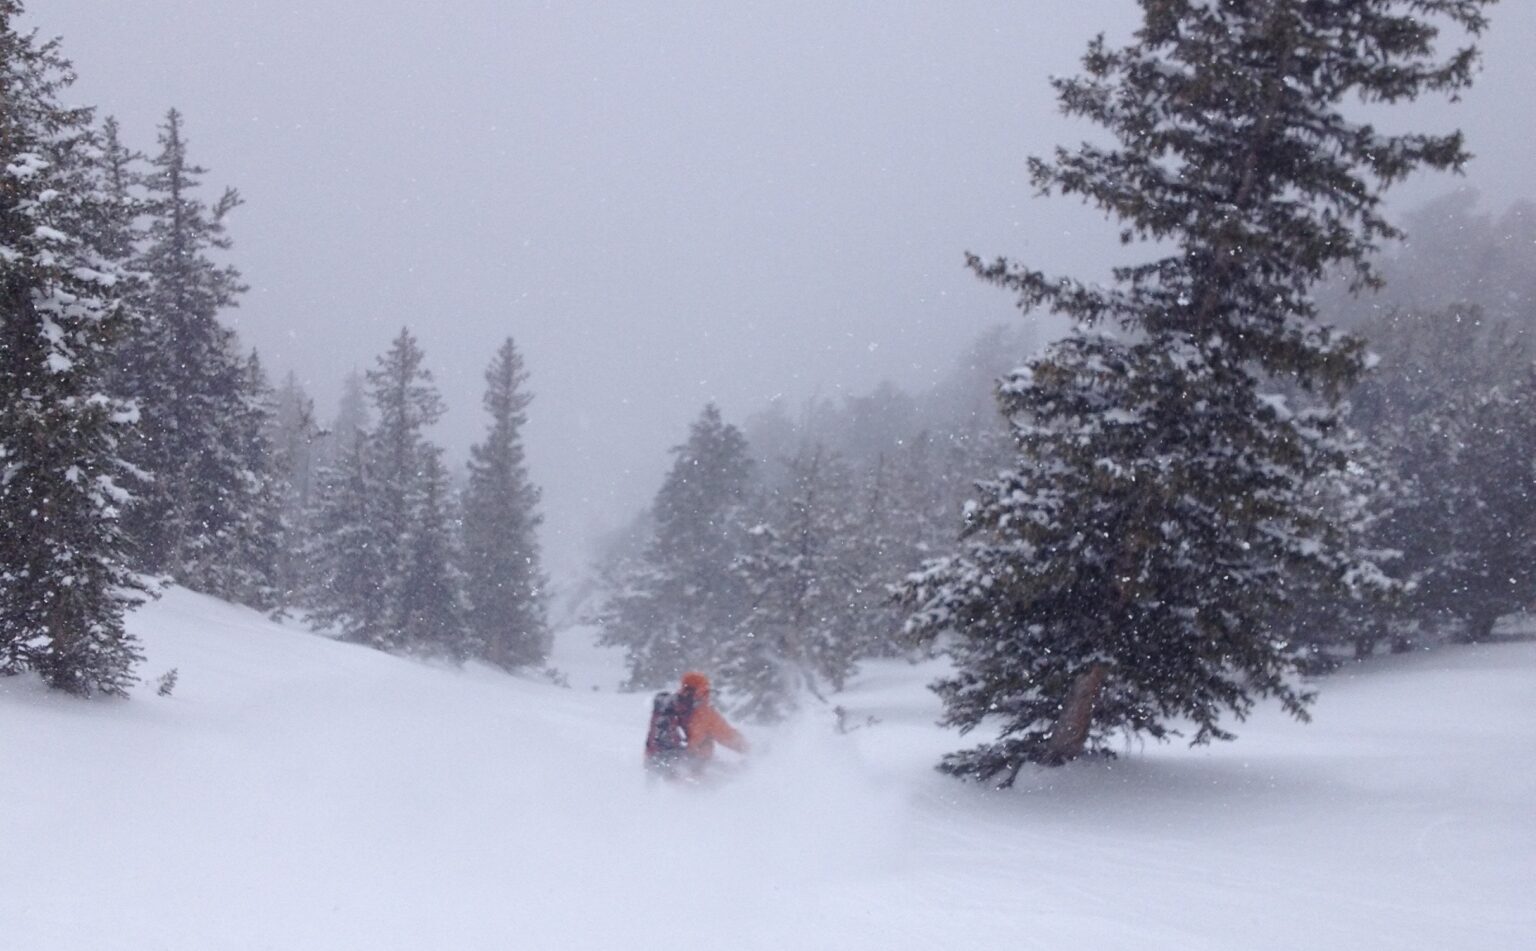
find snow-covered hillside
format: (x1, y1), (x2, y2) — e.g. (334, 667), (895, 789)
(3, 588), (1533, 950)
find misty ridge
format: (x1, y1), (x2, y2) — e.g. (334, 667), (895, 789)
(2, 0), (1533, 767)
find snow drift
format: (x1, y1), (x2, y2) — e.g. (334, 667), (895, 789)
(2, 588), (1532, 950)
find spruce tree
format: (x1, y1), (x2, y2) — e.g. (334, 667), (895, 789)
(601, 404), (755, 689)
(1396, 369), (1536, 642)
(310, 369), (369, 479)
(0, 2), (146, 694)
(309, 327), (465, 657)
(90, 116), (142, 266)
(115, 108), (280, 604)
(360, 328), (450, 650)
(271, 372), (322, 515)
(462, 338), (548, 670)
(307, 429), (392, 642)
(1347, 303), (1528, 649)
(902, 0), (1492, 783)
(218, 350), (284, 610)
(843, 445), (954, 659)
(396, 449), (467, 659)
(304, 372), (380, 637)
(268, 371), (322, 607)
(726, 445), (863, 719)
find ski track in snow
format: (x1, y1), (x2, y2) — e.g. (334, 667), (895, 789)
(3, 588), (1533, 950)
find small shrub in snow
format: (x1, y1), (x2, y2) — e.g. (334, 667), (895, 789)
(155, 668), (179, 697)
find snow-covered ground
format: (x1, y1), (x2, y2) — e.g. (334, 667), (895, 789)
(3, 588), (1533, 950)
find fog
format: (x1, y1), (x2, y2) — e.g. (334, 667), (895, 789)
(28, 0), (1536, 583)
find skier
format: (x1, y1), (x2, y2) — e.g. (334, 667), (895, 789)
(644, 671), (748, 780)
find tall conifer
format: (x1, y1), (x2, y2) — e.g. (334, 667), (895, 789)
(115, 109), (279, 603)
(0, 2), (145, 694)
(726, 445), (862, 719)
(903, 0), (1492, 783)
(602, 404), (754, 689)
(311, 327), (464, 657)
(396, 450), (467, 658)
(462, 338), (548, 669)
(307, 430), (391, 642)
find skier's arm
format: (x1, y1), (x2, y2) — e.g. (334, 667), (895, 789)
(688, 707), (748, 754)
(711, 711), (749, 754)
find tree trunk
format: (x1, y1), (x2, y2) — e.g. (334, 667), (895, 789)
(1043, 662), (1110, 765)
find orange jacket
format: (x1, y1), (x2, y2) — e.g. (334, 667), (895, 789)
(684, 702), (748, 760)
(677, 672), (747, 760)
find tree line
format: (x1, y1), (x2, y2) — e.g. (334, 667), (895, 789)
(591, 325), (1027, 719)
(0, 0), (548, 694)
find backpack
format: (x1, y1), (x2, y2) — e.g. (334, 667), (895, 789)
(645, 690), (693, 758)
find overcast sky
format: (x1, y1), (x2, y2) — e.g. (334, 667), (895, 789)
(26, 1), (1536, 584)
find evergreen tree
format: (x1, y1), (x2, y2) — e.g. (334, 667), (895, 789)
(215, 351), (283, 609)
(268, 371), (322, 607)
(836, 454), (907, 660)
(89, 115), (142, 266)
(1274, 443), (1406, 667)
(361, 328), (450, 651)
(601, 404), (754, 689)
(462, 338), (548, 669)
(396, 450), (467, 659)
(726, 445), (862, 719)
(309, 328), (464, 657)
(846, 439), (979, 659)
(0, 2), (146, 694)
(1392, 369), (1536, 641)
(309, 369), (369, 480)
(1348, 303), (1529, 649)
(306, 429), (391, 642)
(114, 108), (279, 604)
(303, 372), (381, 637)
(270, 373), (316, 511)
(902, 0), (1490, 783)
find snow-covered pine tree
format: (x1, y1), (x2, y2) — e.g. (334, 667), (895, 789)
(1396, 367), (1536, 642)
(306, 428), (392, 643)
(212, 350), (283, 610)
(1272, 440), (1405, 668)
(902, 0), (1490, 783)
(395, 448), (468, 659)
(0, 2), (146, 694)
(725, 444), (862, 719)
(601, 404), (755, 689)
(836, 454), (907, 660)
(310, 369), (368, 479)
(271, 372), (322, 514)
(1345, 303), (1527, 650)
(303, 372), (380, 634)
(462, 338), (548, 670)
(114, 108), (280, 604)
(844, 441), (969, 660)
(359, 327), (459, 654)
(89, 116), (142, 266)
(268, 371), (322, 607)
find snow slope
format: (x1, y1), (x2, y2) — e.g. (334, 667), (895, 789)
(3, 588), (1533, 950)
